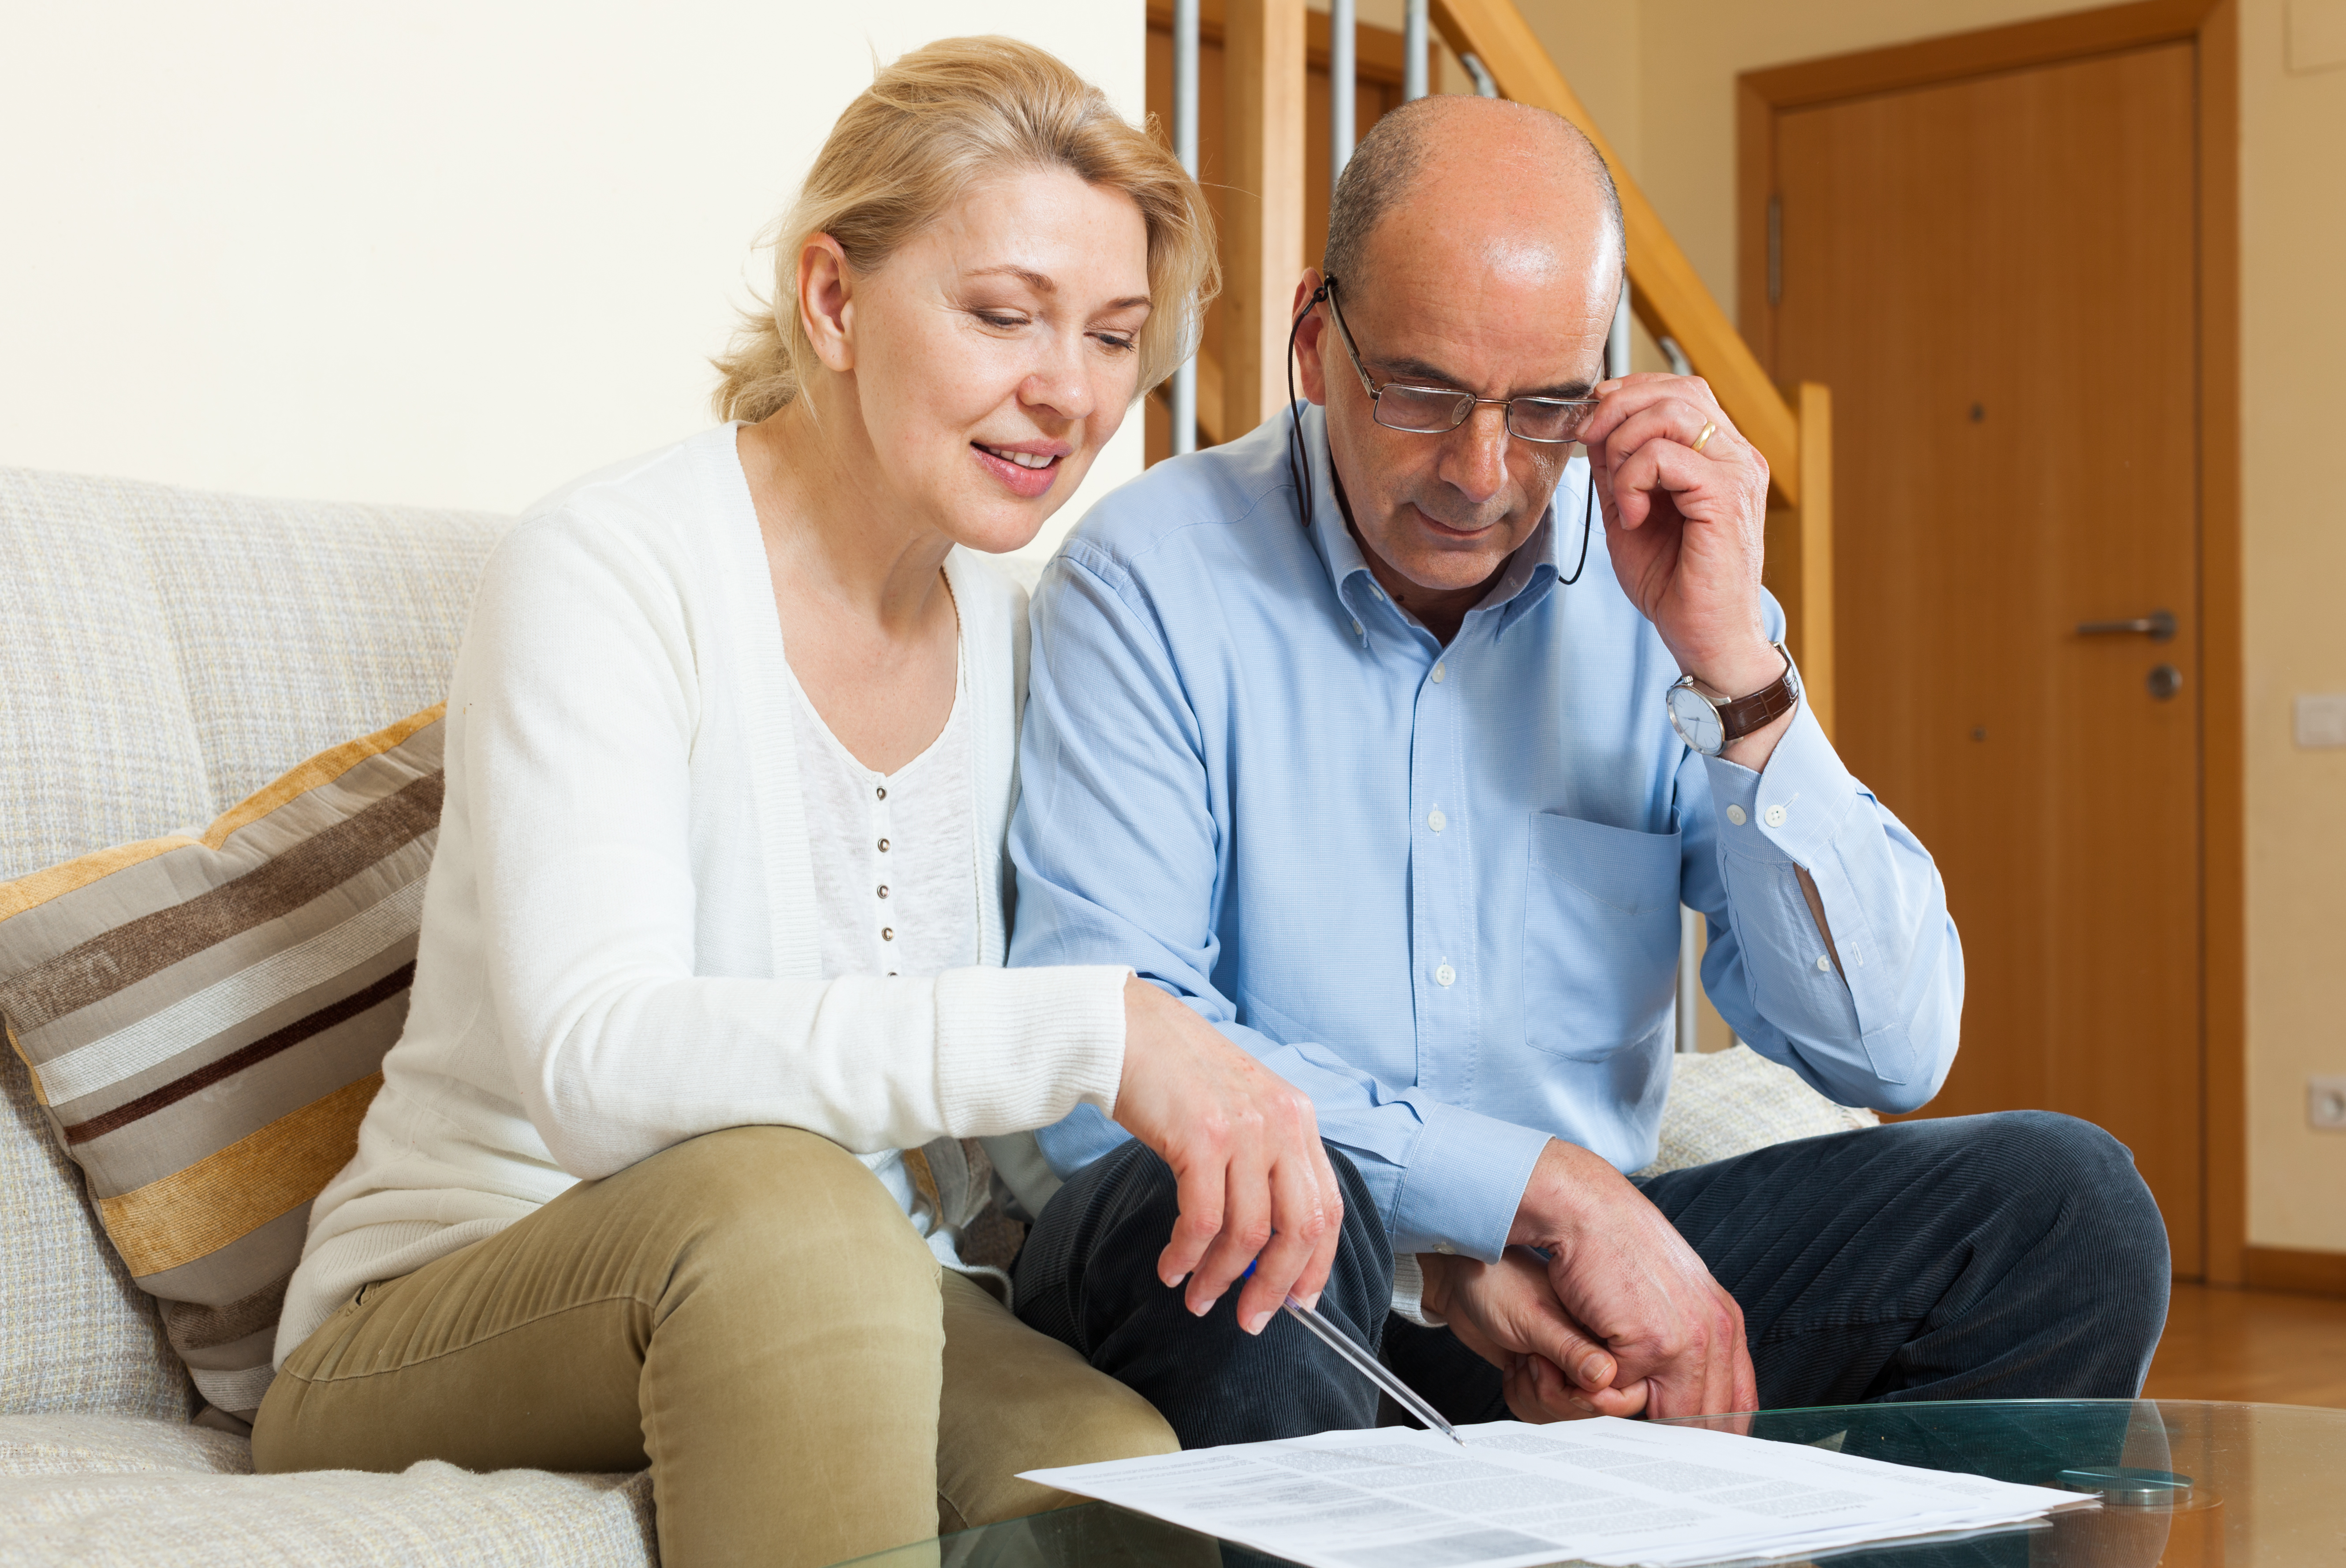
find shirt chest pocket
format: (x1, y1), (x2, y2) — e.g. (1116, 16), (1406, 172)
(1522, 812), (1682, 1061)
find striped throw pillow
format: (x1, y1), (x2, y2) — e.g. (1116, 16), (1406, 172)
(0, 706), (443, 1426)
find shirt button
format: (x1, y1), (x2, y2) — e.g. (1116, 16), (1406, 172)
(876, 786), (887, 801)
(1817, 954), (1833, 972)
(1435, 961), (1456, 987)
(1726, 804), (1748, 827)
(1431, 661), (1446, 684)
(1764, 804), (1788, 827)
(1352, 618), (1365, 637)
(1434, 1240), (1456, 1255)
(1428, 808), (1447, 833)
(881, 927), (895, 942)
(877, 885), (889, 899)
(878, 838), (890, 853)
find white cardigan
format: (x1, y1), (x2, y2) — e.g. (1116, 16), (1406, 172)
(280, 425), (1127, 1363)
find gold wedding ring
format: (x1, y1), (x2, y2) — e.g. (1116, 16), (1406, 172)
(1691, 421), (1718, 455)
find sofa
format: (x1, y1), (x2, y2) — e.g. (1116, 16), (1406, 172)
(0, 463), (1872, 1566)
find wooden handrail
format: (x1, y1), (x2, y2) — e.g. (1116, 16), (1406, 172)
(1428, 0), (1802, 507)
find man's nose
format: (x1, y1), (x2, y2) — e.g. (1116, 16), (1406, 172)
(1438, 402), (1511, 507)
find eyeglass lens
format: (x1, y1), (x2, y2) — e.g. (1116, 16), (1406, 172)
(1373, 384), (1594, 443)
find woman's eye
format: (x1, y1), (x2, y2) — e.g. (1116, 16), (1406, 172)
(974, 312), (1027, 330)
(1092, 333), (1139, 353)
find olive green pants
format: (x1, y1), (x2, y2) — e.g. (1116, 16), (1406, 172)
(253, 1126), (1176, 1568)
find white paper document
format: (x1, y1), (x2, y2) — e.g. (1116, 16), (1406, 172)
(1021, 1417), (2093, 1568)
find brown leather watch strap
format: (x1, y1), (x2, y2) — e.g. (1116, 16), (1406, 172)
(1715, 643), (1801, 742)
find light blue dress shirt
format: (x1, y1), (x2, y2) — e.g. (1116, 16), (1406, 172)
(1011, 406), (1962, 1263)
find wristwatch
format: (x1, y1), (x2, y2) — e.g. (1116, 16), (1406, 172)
(1665, 642), (1801, 756)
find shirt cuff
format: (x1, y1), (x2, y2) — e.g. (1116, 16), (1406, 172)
(1700, 701), (1857, 868)
(934, 965), (1128, 1135)
(1387, 1100), (1552, 1263)
(1389, 1252), (1447, 1328)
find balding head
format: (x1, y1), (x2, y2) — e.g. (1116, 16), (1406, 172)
(1324, 95), (1623, 300)
(1293, 95), (1625, 617)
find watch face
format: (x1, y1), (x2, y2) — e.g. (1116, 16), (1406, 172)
(1667, 684), (1725, 754)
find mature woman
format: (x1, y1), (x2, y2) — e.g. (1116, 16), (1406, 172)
(253, 37), (1343, 1568)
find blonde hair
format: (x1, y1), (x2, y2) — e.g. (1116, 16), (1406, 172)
(713, 36), (1218, 423)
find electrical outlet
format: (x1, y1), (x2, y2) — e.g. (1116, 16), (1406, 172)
(2312, 1076), (2346, 1131)
(2298, 694), (2346, 748)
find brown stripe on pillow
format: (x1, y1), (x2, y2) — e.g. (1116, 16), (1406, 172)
(65, 961), (415, 1144)
(0, 774), (441, 1033)
(164, 1273), (291, 1353)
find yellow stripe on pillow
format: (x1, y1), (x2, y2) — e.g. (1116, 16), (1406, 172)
(97, 1073), (383, 1278)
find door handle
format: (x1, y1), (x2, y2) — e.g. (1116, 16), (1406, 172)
(2076, 609), (2177, 642)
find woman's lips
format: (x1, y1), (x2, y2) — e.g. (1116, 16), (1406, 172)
(972, 442), (1063, 499)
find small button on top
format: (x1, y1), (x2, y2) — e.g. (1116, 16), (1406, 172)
(876, 885), (889, 899)
(1352, 618), (1365, 636)
(1428, 808), (1447, 833)
(876, 786), (887, 801)
(1764, 804), (1789, 827)
(877, 838), (890, 853)
(1816, 954), (1833, 972)
(881, 927), (895, 942)
(1434, 1240), (1456, 1255)
(1434, 961), (1456, 987)
(1726, 804), (1748, 826)
(1431, 662), (1446, 684)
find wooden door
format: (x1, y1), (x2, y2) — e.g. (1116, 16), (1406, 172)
(1761, 44), (2206, 1270)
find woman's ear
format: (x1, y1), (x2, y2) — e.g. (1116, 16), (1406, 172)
(797, 234), (857, 374)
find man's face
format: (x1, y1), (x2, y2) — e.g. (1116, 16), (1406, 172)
(1298, 222), (1618, 595)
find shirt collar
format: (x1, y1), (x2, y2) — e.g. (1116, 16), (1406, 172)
(1292, 401), (1572, 643)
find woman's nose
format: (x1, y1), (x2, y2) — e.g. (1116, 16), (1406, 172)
(1019, 333), (1096, 423)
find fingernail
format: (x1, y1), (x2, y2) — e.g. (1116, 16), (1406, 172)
(1581, 1355), (1610, 1385)
(1192, 1295), (1220, 1318)
(1299, 1291), (1322, 1312)
(1570, 1395), (1596, 1414)
(1245, 1309), (1273, 1334)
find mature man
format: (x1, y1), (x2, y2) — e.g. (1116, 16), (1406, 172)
(1006, 97), (2168, 1444)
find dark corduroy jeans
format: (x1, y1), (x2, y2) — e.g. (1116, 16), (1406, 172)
(1011, 1110), (2171, 1450)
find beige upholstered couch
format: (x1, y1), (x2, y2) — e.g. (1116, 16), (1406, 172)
(0, 464), (1870, 1565)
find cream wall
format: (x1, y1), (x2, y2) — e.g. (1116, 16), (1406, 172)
(0, 2), (1146, 563)
(1514, 0), (2346, 1253)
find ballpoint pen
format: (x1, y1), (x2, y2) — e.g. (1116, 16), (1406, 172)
(1262, 1281), (1465, 1445)
(1283, 1293), (1464, 1445)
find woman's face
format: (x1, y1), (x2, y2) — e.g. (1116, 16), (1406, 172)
(829, 167), (1153, 555)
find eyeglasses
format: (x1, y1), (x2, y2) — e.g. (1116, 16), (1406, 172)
(1322, 279), (1600, 444)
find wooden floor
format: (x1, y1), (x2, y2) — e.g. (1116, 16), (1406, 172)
(2140, 1282), (2346, 1407)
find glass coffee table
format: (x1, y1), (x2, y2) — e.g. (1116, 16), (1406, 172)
(837, 1400), (2344, 1566)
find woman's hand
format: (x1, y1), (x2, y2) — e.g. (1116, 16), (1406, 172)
(1421, 1249), (1648, 1423)
(1111, 976), (1346, 1334)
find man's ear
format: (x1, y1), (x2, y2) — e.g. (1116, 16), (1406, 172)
(1291, 269), (1330, 408)
(797, 234), (857, 374)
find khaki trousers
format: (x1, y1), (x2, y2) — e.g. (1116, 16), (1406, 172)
(253, 1126), (1176, 1568)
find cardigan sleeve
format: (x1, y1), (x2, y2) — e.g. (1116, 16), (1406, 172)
(452, 508), (1127, 1182)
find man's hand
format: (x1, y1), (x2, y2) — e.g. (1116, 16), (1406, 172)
(1578, 372), (1792, 769)
(1421, 1248), (1647, 1423)
(1508, 1139), (1756, 1420)
(1111, 976), (1346, 1335)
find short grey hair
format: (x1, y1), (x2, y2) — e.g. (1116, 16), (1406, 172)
(1322, 96), (1625, 293)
